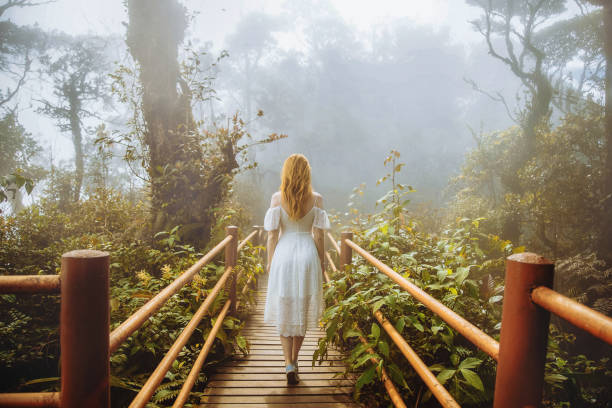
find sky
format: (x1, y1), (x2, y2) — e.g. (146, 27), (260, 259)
(2, 0), (594, 212)
(7, 1), (484, 48)
(4, 0), (484, 161)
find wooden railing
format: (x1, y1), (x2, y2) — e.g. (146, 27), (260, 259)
(325, 231), (612, 408)
(0, 226), (264, 408)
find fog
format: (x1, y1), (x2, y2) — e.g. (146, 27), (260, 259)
(2, 0), (584, 216)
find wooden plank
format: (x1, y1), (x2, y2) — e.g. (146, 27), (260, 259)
(234, 355), (343, 362)
(199, 403), (360, 408)
(203, 386), (354, 396)
(207, 379), (353, 388)
(209, 373), (357, 381)
(245, 349), (342, 356)
(223, 360), (346, 367)
(196, 277), (359, 407)
(247, 339), (321, 345)
(247, 345), (331, 351)
(200, 395), (356, 404)
(212, 366), (349, 373)
(241, 332), (324, 338)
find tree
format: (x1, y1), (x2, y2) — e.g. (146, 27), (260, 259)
(585, 0), (612, 262)
(37, 35), (109, 202)
(123, 0), (283, 244)
(0, 3), (47, 109)
(0, 112), (42, 212)
(468, 0), (603, 242)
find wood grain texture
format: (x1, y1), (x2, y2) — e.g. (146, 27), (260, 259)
(199, 274), (360, 407)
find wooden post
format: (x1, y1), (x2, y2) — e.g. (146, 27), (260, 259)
(340, 231), (353, 272)
(493, 253), (554, 408)
(252, 225), (261, 246)
(60, 250), (110, 408)
(225, 226), (238, 315)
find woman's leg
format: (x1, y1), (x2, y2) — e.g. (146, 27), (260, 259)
(280, 335), (293, 366)
(291, 335), (305, 365)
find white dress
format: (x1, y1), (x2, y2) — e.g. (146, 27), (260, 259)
(263, 204), (331, 336)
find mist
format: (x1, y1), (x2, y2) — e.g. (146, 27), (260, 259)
(1, 1), (610, 405)
(2, 0), (526, 216)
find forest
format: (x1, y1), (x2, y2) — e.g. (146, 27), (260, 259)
(0, 0), (610, 407)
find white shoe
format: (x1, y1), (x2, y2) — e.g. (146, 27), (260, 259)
(285, 363), (298, 385)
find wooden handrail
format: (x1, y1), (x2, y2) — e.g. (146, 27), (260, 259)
(325, 251), (337, 273)
(0, 392), (60, 407)
(322, 252), (407, 408)
(373, 310), (459, 408)
(327, 231), (341, 254)
(110, 234), (233, 353)
(531, 286), (612, 345)
(130, 226), (261, 407)
(129, 265), (235, 408)
(238, 229), (258, 252)
(0, 275), (60, 294)
(328, 231), (612, 407)
(328, 233), (459, 407)
(358, 335), (407, 408)
(0, 226), (262, 408)
(172, 299), (232, 407)
(345, 238), (500, 361)
(174, 227), (261, 406)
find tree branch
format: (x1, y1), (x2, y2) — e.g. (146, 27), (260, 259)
(0, 50), (30, 107)
(0, 0), (55, 17)
(465, 76), (520, 124)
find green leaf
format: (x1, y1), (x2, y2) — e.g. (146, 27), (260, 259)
(387, 363), (409, 389)
(458, 357), (482, 370)
(343, 328), (362, 340)
(222, 318), (235, 329)
(455, 267), (469, 285)
(412, 321), (424, 332)
(436, 369), (456, 385)
(371, 298), (385, 313)
(236, 335), (247, 351)
(544, 373), (568, 384)
(394, 317), (405, 334)
(354, 352), (375, 368)
(378, 340), (390, 359)
(371, 323), (380, 341)
(23, 377), (60, 386)
(460, 368), (484, 392)
(355, 365), (377, 392)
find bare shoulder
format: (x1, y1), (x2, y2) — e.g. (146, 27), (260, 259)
(270, 191), (281, 207)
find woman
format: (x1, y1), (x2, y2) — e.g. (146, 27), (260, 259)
(263, 153), (330, 385)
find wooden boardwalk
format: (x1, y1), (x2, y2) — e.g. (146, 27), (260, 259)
(200, 274), (360, 407)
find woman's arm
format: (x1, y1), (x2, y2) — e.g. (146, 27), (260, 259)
(313, 194), (325, 275)
(266, 193), (281, 272)
(267, 229), (279, 273)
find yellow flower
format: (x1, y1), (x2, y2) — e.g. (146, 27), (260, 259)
(136, 270), (151, 286)
(161, 264), (173, 280)
(191, 274), (204, 289)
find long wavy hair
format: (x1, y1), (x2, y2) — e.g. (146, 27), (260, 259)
(280, 154), (313, 220)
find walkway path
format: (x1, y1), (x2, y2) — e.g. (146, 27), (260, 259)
(200, 273), (360, 407)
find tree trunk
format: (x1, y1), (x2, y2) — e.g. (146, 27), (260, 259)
(127, 0), (219, 243)
(68, 80), (83, 202)
(600, 2), (612, 263)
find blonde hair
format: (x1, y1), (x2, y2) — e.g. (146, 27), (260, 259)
(280, 154), (313, 220)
